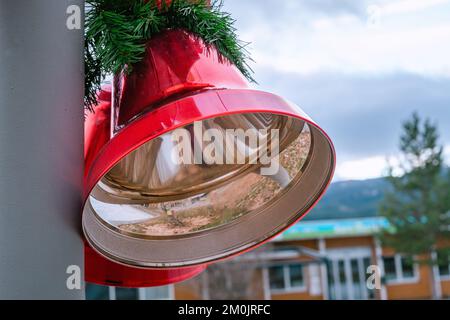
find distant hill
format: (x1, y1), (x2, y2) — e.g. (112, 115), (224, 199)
(304, 178), (389, 221)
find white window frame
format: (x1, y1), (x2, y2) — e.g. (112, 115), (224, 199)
(108, 285), (174, 300)
(267, 263), (307, 294)
(325, 246), (373, 300)
(437, 256), (450, 281)
(383, 254), (420, 285)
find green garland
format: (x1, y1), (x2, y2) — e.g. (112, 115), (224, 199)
(85, 0), (254, 110)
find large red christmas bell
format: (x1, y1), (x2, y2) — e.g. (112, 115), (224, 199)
(83, 29), (335, 287)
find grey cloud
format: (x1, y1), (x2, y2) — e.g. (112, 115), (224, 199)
(254, 70), (450, 162)
(223, 0), (369, 29)
(220, 0), (450, 164)
(300, 0), (368, 16)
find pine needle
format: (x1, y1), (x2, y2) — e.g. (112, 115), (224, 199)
(84, 0), (254, 110)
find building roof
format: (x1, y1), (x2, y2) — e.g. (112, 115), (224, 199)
(275, 217), (390, 241)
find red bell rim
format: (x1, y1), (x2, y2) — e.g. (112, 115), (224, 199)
(82, 87), (336, 268)
(84, 243), (206, 288)
(82, 29), (335, 270)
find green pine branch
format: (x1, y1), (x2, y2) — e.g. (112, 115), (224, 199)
(85, 0), (254, 110)
(379, 112), (450, 260)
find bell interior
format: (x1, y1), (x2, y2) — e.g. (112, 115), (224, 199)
(82, 112), (334, 267)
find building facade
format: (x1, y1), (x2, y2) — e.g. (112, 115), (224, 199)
(86, 217), (450, 300)
(173, 217), (450, 300)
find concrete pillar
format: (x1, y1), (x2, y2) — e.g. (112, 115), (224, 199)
(0, 0), (84, 299)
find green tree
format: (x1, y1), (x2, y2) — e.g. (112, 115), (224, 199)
(380, 112), (450, 299)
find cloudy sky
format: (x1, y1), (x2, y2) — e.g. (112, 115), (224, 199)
(223, 0), (450, 181)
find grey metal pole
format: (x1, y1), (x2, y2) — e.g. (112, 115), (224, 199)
(0, 0), (84, 299)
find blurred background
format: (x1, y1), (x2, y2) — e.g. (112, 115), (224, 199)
(87, 0), (450, 300)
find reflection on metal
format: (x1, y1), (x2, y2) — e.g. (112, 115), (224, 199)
(90, 115), (311, 238)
